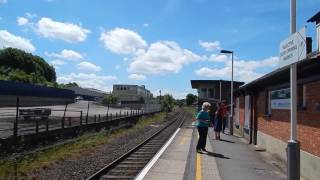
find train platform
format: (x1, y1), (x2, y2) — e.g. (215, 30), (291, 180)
(135, 123), (287, 180)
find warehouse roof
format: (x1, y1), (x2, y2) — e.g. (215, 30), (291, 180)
(0, 80), (75, 99)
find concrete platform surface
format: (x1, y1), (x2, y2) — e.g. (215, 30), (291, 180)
(139, 125), (286, 180)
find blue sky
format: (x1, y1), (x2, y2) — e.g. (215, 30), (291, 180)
(0, 0), (319, 98)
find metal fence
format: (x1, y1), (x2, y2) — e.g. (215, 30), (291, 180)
(0, 98), (161, 139)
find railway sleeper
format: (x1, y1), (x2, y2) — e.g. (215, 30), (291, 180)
(107, 169), (139, 176)
(129, 154), (154, 158)
(121, 160), (148, 165)
(127, 157), (150, 161)
(133, 151), (156, 155)
(115, 164), (145, 170)
(101, 175), (135, 180)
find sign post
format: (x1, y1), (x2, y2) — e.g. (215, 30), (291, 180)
(280, 1), (303, 179)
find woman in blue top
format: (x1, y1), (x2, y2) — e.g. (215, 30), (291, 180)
(195, 102), (211, 153)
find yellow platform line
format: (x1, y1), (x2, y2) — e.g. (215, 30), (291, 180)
(196, 152), (202, 180)
(195, 132), (202, 180)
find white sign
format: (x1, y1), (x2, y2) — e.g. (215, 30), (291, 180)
(271, 88), (290, 110)
(279, 27), (306, 68)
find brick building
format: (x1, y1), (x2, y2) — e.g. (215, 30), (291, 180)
(234, 12), (320, 180)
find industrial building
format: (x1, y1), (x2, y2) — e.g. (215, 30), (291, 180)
(0, 80), (75, 107)
(112, 84), (153, 105)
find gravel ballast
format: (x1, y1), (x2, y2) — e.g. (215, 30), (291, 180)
(26, 111), (182, 179)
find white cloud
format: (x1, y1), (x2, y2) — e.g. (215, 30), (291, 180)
(100, 28), (147, 55)
(36, 17), (90, 43)
(50, 59), (66, 66)
(143, 23), (149, 27)
(0, 30), (36, 52)
(195, 56), (279, 82)
(128, 74), (146, 81)
(204, 54), (229, 62)
(129, 41), (201, 74)
(45, 49), (83, 61)
(0, 0), (7, 4)
(199, 40), (221, 51)
(77, 61), (102, 72)
(57, 73), (117, 91)
(17, 17), (29, 26)
(115, 65), (121, 69)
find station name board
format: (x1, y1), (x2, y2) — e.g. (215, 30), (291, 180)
(279, 27), (306, 68)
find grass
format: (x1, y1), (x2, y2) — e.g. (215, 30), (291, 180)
(0, 112), (165, 178)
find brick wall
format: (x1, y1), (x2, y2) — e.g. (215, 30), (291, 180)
(256, 81), (320, 157)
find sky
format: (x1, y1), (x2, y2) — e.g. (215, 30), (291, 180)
(0, 0), (319, 99)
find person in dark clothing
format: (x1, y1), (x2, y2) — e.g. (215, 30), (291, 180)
(195, 102), (211, 153)
(214, 102), (223, 140)
(221, 100), (228, 133)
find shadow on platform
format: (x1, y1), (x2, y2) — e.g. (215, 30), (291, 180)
(205, 151), (230, 159)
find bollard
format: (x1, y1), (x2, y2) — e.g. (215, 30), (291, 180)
(127, 111), (129, 117)
(94, 114), (97, 123)
(98, 114), (101, 122)
(68, 117), (72, 127)
(110, 113), (113, 120)
(116, 112), (118, 119)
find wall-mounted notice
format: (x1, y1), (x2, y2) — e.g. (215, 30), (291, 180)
(271, 88), (290, 110)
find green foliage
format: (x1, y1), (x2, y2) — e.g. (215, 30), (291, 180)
(102, 94), (119, 106)
(0, 47), (56, 85)
(58, 82), (79, 88)
(186, 93), (197, 106)
(161, 94), (175, 112)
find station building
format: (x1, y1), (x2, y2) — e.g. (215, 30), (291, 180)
(234, 12), (320, 180)
(112, 84), (153, 105)
(190, 80), (244, 110)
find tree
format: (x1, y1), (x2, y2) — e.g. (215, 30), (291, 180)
(0, 47), (56, 85)
(161, 94), (175, 112)
(186, 93), (197, 106)
(102, 94), (119, 113)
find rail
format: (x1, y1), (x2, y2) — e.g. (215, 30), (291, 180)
(86, 109), (186, 180)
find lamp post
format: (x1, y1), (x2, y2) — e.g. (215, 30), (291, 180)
(220, 50), (234, 135)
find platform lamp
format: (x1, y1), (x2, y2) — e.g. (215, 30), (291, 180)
(220, 49), (234, 135)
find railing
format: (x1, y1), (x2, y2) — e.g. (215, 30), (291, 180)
(0, 98), (161, 139)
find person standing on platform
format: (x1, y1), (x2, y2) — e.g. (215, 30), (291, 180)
(214, 102), (223, 140)
(221, 100), (228, 134)
(195, 102), (211, 153)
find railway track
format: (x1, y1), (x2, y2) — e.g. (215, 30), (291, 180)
(87, 109), (186, 180)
